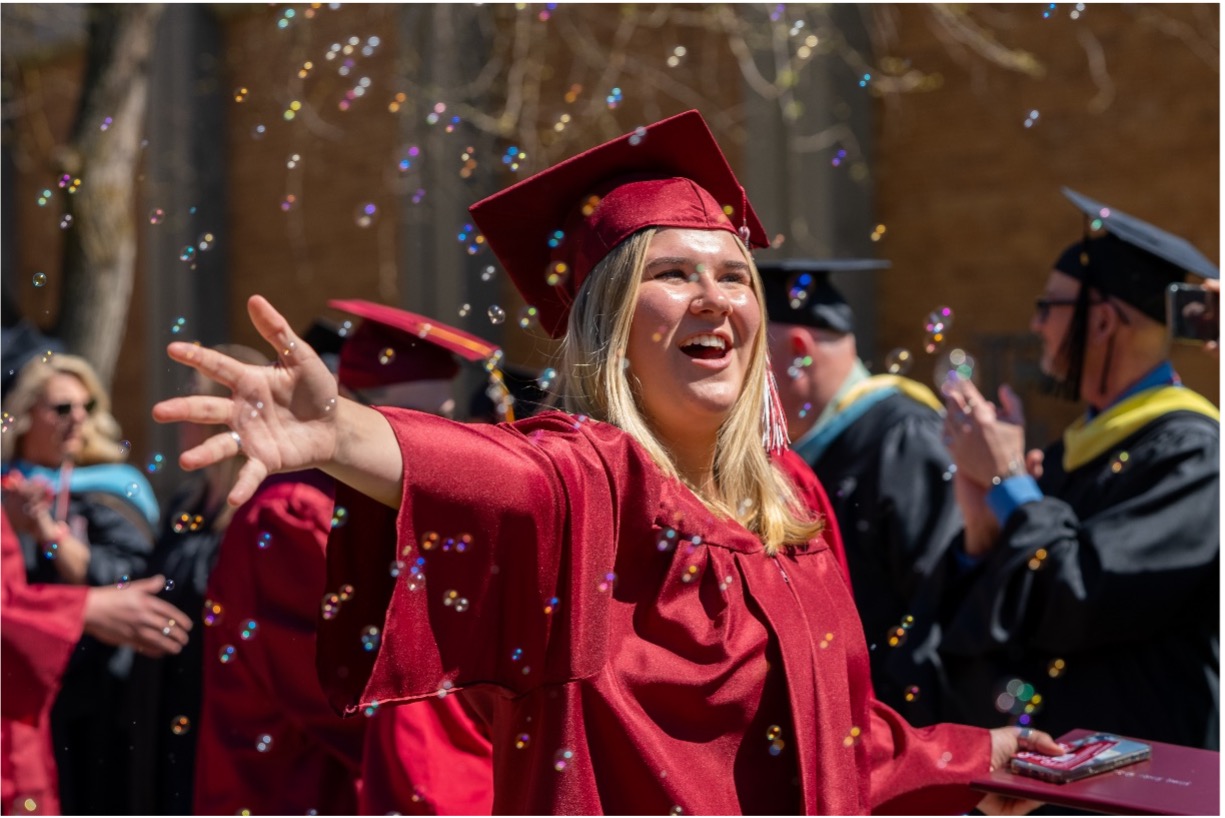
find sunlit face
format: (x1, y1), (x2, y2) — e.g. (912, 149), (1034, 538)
(23, 373), (92, 466)
(1031, 270), (1082, 379)
(625, 228), (761, 444)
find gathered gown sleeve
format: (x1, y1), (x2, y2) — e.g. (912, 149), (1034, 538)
(1, 510), (87, 721)
(317, 410), (661, 716)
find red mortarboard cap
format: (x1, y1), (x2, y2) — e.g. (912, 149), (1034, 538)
(328, 299), (499, 390)
(469, 110), (769, 338)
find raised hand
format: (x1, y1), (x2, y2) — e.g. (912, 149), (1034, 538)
(943, 379), (1028, 488)
(152, 296), (342, 507)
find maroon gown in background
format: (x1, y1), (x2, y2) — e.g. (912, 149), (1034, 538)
(193, 472), (366, 815)
(318, 410), (990, 815)
(0, 511), (87, 816)
(329, 482), (498, 816)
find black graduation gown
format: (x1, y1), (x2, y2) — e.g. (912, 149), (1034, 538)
(911, 409), (1219, 749)
(127, 479), (227, 815)
(804, 390), (962, 711)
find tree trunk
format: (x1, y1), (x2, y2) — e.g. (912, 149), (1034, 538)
(54, 4), (163, 390)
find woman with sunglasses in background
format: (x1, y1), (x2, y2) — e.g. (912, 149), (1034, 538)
(1, 353), (163, 815)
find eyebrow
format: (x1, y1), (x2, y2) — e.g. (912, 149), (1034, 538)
(644, 256), (751, 272)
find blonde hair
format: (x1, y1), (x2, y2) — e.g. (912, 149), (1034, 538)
(2, 353), (123, 465)
(557, 228), (823, 555)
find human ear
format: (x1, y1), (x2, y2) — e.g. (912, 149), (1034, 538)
(788, 328), (812, 357)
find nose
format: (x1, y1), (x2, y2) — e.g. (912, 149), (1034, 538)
(1029, 305), (1045, 333)
(690, 273), (730, 315)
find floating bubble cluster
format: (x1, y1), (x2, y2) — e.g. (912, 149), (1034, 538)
(1027, 548), (1049, 571)
(321, 593), (342, 620)
(331, 506), (349, 529)
(935, 348), (976, 395)
(203, 599), (224, 626)
(657, 527), (678, 552)
(355, 202), (378, 228)
(886, 614), (915, 647)
(994, 677), (1043, 718)
(785, 272), (814, 309)
(924, 307), (953, 353)
(518, 306), (539, 331)
(884, 348), (912, 375)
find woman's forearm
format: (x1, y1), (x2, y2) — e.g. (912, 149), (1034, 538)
(320, 399), (405, 510)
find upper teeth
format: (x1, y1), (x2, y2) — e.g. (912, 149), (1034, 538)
(684, 334), (727, 350)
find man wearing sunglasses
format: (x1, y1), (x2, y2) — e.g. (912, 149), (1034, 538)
(906, 189), (1220, 753)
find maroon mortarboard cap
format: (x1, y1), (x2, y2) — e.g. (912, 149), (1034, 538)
(328, 299), (500, 391)
(469, 110), (770, 338)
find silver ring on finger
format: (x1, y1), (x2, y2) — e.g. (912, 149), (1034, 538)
(230, 430), (243, 455)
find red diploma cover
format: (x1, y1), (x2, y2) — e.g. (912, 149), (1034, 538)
(972, 729), (1220, 815)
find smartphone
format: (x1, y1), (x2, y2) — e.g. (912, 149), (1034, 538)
(1166, 283), (1219, 343)
(1010, 733), (1151, 784)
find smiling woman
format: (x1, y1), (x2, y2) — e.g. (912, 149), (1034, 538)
(154, 110), (1054, 814)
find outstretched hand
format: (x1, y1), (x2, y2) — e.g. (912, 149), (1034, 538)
(152, 296), (341, 507)
(82, 575), (193, 656)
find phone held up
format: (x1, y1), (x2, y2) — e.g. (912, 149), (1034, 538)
(1166, 283), (1219, 344)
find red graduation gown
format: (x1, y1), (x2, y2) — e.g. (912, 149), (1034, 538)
(319, 410), (989, 815)
(193, 472), (366, 815)
(327, 486), (497, 816)
(358, 696), (495, 815)
(1, 511), (86, 816)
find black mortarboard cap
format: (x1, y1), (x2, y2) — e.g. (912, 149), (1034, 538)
(758, 258), (891, 333)
(1056, 187), (1219, 323)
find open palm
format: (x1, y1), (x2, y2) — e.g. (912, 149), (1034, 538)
(152, 295), (340, 506)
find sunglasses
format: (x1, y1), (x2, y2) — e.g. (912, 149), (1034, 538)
(1033, 297), (1081, 322)
(1034, 295), (1125, 325)
(48, 399), (97, 417)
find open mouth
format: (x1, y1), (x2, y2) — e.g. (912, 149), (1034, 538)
(679, 333), (730, 361)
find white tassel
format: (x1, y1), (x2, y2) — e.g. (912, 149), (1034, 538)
(761, 364), (790, 455)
